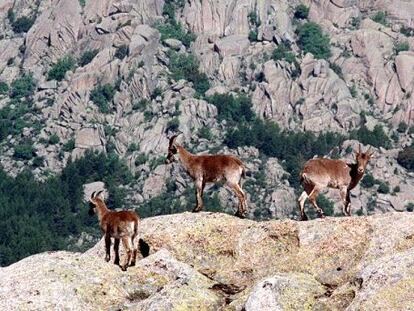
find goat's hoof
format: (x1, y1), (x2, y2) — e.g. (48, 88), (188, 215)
(300, 214), (308, 221)
(121, 265), (128, 271)
(114, 260), (120, 266)
(319, 214), (326, 219)
(105, 256), (110, 262)
(192, 208), (202, 213)
(130, 262), (136, 267)
(235, 211), (246, 219)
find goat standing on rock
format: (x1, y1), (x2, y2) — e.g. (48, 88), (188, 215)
(298, 144), (374, 221)
(89, 191), (140, 271)
(165, 134), (248, 218)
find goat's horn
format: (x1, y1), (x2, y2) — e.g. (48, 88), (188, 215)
(358, 143), (362, 153)
(91, 191), (96, 199)
(96, 190), (104, 198)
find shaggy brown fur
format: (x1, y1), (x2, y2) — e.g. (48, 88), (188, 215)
(165, 135), (247, 218)
(89, 191), (140, 271)
(298, 144), (373, 220)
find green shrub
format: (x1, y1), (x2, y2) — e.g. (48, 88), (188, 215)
(114, 45), (129, 60)
(248, 11), (260, 27)
(90, 84), (115, 113)
(48, 134), (60, 145)
(32, 156), (44, 167)
(377, 181), (390, 194)
(134, 153), (148, 166)
(10, 74), (36, 99)
(394, 41), (409, 54)
(166, 117), (180, 132)
(206, 93), (254, 124)
(7, 9), (15, 23)
(393, 185), (400, 193)
(62, 138), (75, 152)
(79, 49), (99, 67)
(397, 145), (414, 171)
(47, 56), (76, 81)
(272, 42), (296, 64)
(132, 99), (149, 111)
(168, 51), (210, 96)
(14, 142), (36, 160)
(361, 173), (376, 188)
(151, 87), (162, 100)
(248, 30), (258, 42)
(0, 82), (9, 95)
(350, 124), (391, 149)
(79, 0), (86, 7)
(350, 84), (357, 98)
(156, 21), (196, 48)
(11, 16), (35, 33)
(407, 203), (414, 212)
(400, 26), (414, 37)
(198, 126), (212, 140)
(372, 11), (387, 26)
(296, 22), (331, 59)
(127, 143), (139, 153)
(397, 122), (408, 133)
(294, 4), (309, 19)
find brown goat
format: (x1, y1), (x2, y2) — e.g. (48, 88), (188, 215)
(165, 134), (248, 218)
(298, 144), (374, 221)
(89, 191), (140, 271)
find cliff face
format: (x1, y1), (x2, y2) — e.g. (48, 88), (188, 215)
(2, 212), (414, 310)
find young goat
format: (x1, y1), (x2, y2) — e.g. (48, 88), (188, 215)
(298, 144), (374, 221)
(89, 191), (139, 271)
(165, 134), (248, 218)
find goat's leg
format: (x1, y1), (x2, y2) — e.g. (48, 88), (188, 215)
(121, 237), (132, 271)
(339, 187), (348, 216)
(130, 232), (137, 267)
(113, 238), (120, 266)
(105, 235), (111, 262)
(298, 191), (309, 221)
(308, 188), (325, 219)
(231, 183), (247, 218)
(345, 190), (351, 216)
(192, 178), (205, 212)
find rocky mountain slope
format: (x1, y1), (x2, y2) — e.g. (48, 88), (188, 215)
(0, 0), (413, 250)
(2, 212), (414, 310)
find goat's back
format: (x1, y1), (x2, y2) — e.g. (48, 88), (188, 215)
(301, 158), (350, 186)
(196, 154), (244, 180)
(102, 210), (139, 237)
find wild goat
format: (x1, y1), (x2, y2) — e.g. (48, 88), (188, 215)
(298, 144), (374, 221)
(165, 134), (248, 218)
(89, 191), (139, 271)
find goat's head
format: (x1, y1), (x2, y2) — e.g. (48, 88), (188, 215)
(165, 134), (180, 164)
(88, 190), (105, 216)
(355, 144), (374, 174)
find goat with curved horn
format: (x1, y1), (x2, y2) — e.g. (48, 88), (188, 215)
(89, 190), (140, 271)
(165, 134), (248, 218)
(298, 143), (374, 220)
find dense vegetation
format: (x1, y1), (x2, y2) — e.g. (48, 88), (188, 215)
(397, 143), (414, 172)
(296, 22), (331, 59)
(90, 84), (115, 113)
(167, 51), (210, 96)
(0, 151), (133, 266)
(47, 56), (76, 81)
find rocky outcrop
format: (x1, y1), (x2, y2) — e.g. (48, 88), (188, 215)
(23, 0), (83, 79)
(3, 212), (414, 310)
